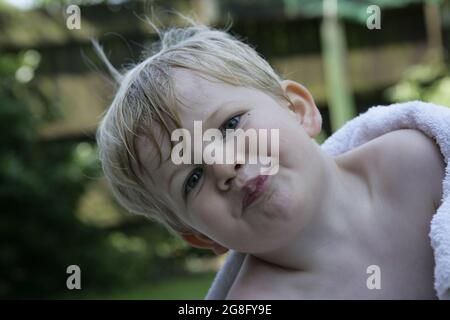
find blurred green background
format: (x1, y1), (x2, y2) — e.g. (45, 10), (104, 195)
(1, 0), (449, 299)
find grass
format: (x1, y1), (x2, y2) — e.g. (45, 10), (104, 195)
(83, 272), (216, 300)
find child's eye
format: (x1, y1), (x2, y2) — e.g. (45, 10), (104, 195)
(184, 167), (203, 196)
(220, 115), (241, 137)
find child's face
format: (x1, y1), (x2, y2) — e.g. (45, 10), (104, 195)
(137, 69), (323, 254)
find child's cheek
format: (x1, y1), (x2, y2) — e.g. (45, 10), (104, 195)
(191, 191), (229, 227)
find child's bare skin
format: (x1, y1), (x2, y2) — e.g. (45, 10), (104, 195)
(227, 129), (445, 299)
(136, 69), (446, 299)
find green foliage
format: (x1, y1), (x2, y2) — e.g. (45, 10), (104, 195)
(284, 0), (439, 23)
(0, 65), (112, 297)
(85, 272), (216, 300)
(385, 62), (450, 107)
(0, 49), (215, 298)
(0, 53), (146, 298)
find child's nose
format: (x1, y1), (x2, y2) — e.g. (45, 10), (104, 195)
(211, 163), (242, 191)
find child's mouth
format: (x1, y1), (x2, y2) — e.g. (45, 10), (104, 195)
(242, 175), (270, 210)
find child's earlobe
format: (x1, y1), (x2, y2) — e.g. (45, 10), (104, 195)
(181, 233), (229, 255)
(211, 245), (229, 255)
(181, 233), (213, 248)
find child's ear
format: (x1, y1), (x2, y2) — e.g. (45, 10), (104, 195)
(280, 80), (322, 138)
(181, 233), (229, 255)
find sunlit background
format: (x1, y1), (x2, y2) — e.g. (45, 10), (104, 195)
(1, 0), (449, 299)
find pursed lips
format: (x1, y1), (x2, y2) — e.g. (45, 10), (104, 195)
(242, 175), (270, 210)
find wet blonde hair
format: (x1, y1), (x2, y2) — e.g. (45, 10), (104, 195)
(95, 15), (290, 236)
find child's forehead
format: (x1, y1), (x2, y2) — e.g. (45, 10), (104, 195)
(174, 71), (221, 123)
(172, 68), (273, 125)
(173, 68), (232, 111)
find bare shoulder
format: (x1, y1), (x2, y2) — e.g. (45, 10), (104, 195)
(226, 255), (290, 300)
(369, 129), (445, 209)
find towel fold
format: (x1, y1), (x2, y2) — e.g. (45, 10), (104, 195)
(205, 101), (450, 300)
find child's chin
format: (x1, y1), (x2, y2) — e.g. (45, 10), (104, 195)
(260, 184), (298, 220)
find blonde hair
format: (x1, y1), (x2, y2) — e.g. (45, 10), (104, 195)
(95, 15), (290, 236)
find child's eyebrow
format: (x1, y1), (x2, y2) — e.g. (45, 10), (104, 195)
(167, 165), (186, 199)
(204, 100), (240, 126)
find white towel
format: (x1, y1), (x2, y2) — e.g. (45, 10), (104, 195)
(205, 100), (450, 300)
